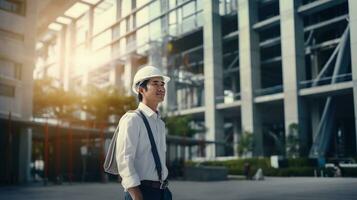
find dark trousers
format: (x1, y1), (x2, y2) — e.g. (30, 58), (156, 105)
(124, 185), (172, 200)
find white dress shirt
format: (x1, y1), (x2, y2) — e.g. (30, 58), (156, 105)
(116, 103), (168, 190)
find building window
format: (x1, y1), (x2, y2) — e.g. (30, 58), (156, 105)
(149, 19), (161, 41)
(93, 0), (116, 35)
(0, 83), (15, 97)
(219, 0), (238, 16)
(136, 0), (150, 9)
(121, 0), (132, 18)
(0, 28), (24, 41)
(169, 0), (176, 9)
(111, 40), (120, 57)
(0, 56), (22, 80)
(14, 63), (21, 80)
(112, 24), (120, 39)
(119, 20), (126, 36)
(0, 0), (26, 16)
(149, 0), (160, 20)
(182, 14), (195, 33)
(136, 6), (149, 27)
(92, 30), (111, 51)
(182, 1), (195, 18)
(126, 16), (133, 32)
(197, 0), (202, 11)
(76, 14), (89, 46)
(136, 25), (149, 47)
(126, 33), (136, 52)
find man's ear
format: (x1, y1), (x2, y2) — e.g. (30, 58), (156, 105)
(138, 86), (144, 94)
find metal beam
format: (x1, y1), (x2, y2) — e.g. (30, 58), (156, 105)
(298, 0), (347, 16)
(304, 14), (349, 32)
(308, 38), (340, 51)
(312, 25), (350, 86)
(261, 56), (281, 65)
(299, 81), (353, 97)
(259, 36), (281, 48)
(223, 67), (240, 75)
(37, 0), (78, 37)
(181, 45), (203, 56)
(252, 15), (280, 31)
(226, 54), (239, 69)
(254, 93), (284, 103)
(223, 30), (239, 41)
(167, 106), (205, 117)
(217, 101), (241, 110)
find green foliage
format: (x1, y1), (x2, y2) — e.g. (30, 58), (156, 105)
(33, 78), (136, 123)
(202, 158), (271, 169)
(187, 157), (357, 177)
(287, 157), (313, 167)
(237, 131), (254, 157)
(286, 123), (300, 158)
(198, 158), (271, 175)
(164, 115), (196, 137)
(188, 158), (317, 177)
(80, 85), (136, 121)
(264, 167), (315, 177)
(341, 168), (357, 177)
(33, 77), (79, 121)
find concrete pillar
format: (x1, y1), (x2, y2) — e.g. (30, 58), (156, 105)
(233, 119), (240, 157)
(109, 63), (122, 87)
(88, 5), (94, 49)
(160, 0), (169, 34)
(148, 42), (162, 68)
(310, 50), (319, 79)
(147, 41), (166, 112)
(116, 0), (122, 19)
(238, 0), (263, 156)
(163, 58), (177, 112)
(165, 77), (176, 111)
(160, 3), (176, 112)
(203, 0), (224, 157)
(311, 101), (320, 140)
(58, 27), (66, 85)
(124, 56), (135, 95)
(64, 21), (75, 90)
(310, 51), (320, 141)
(18, 128), (32, 183)
(349, 0), (357, 154)
(82, 5), (94, 88)
(21, 0), (38, 120)
(188, 146), (192, 159)
(171, 144), (177, 162)
(280, 0), (308, 156)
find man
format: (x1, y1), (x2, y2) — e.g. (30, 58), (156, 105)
(116, 65), (172, 200)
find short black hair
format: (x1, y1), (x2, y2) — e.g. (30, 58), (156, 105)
(137, 79), (149, 102)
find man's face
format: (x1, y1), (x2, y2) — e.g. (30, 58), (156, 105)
(140, 77), (166, 103)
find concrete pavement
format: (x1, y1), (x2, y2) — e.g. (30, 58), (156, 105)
(0, 177), (357, 200)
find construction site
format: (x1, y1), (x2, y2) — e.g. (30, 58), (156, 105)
(0, 0), (357, 184)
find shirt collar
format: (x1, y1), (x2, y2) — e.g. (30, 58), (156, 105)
(138, 102), (160, 119)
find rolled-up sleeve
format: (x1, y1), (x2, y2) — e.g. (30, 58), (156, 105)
(116, 113), (141, 190)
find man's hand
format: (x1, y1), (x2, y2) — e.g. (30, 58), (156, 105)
(127, 186), (143, 200)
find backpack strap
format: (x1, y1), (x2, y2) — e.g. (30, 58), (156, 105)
(134, 110), (163, 182)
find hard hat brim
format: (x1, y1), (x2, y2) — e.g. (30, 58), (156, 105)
(132, 75), (170, 94)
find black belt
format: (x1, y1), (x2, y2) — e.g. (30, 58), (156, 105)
(141, 180), (169, 189)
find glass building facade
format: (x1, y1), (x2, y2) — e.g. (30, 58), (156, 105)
(34, 0), (357, 159)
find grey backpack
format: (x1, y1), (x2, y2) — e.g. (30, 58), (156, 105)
(103, 110), (138, 175)
(103, 123), (120, 175)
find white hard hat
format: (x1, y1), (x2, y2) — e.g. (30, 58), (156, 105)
(132, 65), (170, 94)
